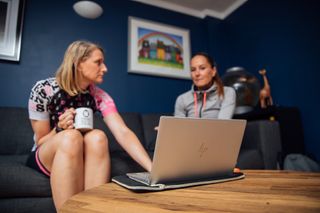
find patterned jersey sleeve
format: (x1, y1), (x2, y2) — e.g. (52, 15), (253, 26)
(28, 79), (54, 120)
(89, 85), (118, 117)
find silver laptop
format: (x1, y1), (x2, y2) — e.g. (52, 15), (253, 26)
(127, 116), (246, 186)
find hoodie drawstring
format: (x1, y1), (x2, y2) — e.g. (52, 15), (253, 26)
(203, 92), (207, 111)
(193, 92), (198, 117)
(193, 91), (207, 117)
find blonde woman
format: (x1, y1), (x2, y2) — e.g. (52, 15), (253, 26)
(26, 40), (152, 210)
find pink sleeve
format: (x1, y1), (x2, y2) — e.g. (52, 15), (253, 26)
(90, 85), (118, 117)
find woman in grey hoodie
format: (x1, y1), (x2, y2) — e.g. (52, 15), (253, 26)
(174, 52), (236, 119)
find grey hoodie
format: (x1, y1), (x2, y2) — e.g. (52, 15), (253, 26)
(174, 83), (236, 119)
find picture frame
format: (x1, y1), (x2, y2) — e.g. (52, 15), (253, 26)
(128, 16), (191, 80)
(0, 0), (25, 61)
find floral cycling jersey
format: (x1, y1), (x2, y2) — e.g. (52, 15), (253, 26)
(28, 77), (117, 129)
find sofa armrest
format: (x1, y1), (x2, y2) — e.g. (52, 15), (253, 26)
(242, 120), (282, 169)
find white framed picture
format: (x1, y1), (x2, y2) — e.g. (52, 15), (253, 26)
(128, 16), (191, 80)
(0, 0), (25, 61)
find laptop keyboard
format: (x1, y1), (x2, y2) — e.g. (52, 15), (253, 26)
(126, 172), (151, 185)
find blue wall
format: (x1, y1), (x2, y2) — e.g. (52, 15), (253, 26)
(0, 0), (319, 161)
(207, 0), (320, 162)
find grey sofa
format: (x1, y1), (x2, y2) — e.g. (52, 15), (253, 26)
(0, 107), (282, 213)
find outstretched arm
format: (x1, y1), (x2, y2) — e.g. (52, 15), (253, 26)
(103, 112), (152, 172)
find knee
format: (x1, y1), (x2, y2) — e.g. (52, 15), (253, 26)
(84, 129), (108, 156)
(57, 129), (84, 157)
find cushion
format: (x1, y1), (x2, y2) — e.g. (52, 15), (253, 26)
(237, 149), (264, 169)
(241, 120), (281, 169)
(0, 162), (51, 198)
(0, 197), (55, 213)
(141, 113), (170, 151)
(110, 151), (145, 177)
(0, 107), (34, 155)
(0, 154), (28, 164)
(94, 112), (146, 152)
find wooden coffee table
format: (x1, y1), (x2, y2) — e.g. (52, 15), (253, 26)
(60, 170), (320, 213)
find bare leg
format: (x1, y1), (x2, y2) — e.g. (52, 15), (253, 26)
(83, 129), (110, 189)
(38, 129), (84, 210)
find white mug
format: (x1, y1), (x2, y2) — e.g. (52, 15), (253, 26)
(74, 107), (93, 132)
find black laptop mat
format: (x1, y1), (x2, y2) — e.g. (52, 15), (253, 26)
(112, 172), (245, 192)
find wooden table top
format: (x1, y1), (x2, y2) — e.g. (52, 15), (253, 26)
(60, 170), (320, 213)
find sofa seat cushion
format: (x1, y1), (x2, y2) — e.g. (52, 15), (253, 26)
(0, 107), (34, 155)
(237, 149), (264, 169)
(142, 113), (171, 151)
(0, 197), (55, 213)
(94, 112), (146, 152)
(110, 151), (145, 177)
(0, 154), (28, 164)
(0, 162), (51, 198)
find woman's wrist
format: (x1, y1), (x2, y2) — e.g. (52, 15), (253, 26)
(55, 123), (64, 133)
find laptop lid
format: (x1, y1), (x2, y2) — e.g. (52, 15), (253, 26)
(150, 116), (246, 185)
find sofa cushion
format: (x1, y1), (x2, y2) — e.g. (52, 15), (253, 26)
(241, 120), (281, 169)
(0, 162), (51, 198)
(110, 151), (145, 177)
(0, 154), (28, 164)
(94, 112), (146, 152)
(0, 197), (55, 213)
(141, 113), (171, 151)
(237, 149), (264, 169)
(0, 107), (34, 155)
